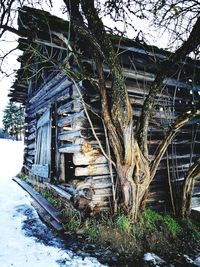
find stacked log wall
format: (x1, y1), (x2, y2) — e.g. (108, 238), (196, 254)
(23, 53), (200, 212)
(56, 82), (113, 212)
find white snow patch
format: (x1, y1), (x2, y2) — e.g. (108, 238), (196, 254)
(143, 252), (166, 266)
(183, 254), (194, 264)
(0, 139), (106, 267)
(194, 256), (200, 266)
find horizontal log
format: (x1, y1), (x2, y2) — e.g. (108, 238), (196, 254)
(58, 110), (85, 128)
(74, 176), (112, 190)
(46, 184), (72, 201)
(27, 143), (36, 150)
(105, 66), (200, 92)
(57, 99), (83, 115)
(75, 164), (110, 176)
(71, 119), (89, 130)
(27, 150), (35, 156)
(161, 153), (199, 161)
(27, 132), (36, 141)
(89, 201), (110, 207)
(74, 139), (106, 154)
(29, 73), (66, 103)
(149, 139), (200, 145)
(24, 164), (32, 171)
(27, 86), (71, 117)
(157, 162), (192, 171)
(93, 188), (112, 195)
(59, 144), (82, 153)
(92, 195), (110, 201)
(26, 156), (34, 164)
(73, 152), (107, 166)
(93, 182), (112, 189)
(27, 127), (36, 134)
(58, 129), (91, 141)
(27, 119), (37, 128)
(91, 174), (114, 181)
(106, 80), (196, 107)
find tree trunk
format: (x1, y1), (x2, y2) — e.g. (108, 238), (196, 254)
(181, 159), (200, 217)
(63, 0), (200, 221)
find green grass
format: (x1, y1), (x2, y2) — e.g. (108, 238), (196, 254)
(162, 215), (181, 236)
(61, 208), (81, 232)
(39, 189), (60, 207)
(84, 221), (100, 241)
(180, 218), (200, 242)
(28, 184), (200, 257)
(140, 209), (181, 236)
(116, 214), (132, 233)
(17, 172), (30, 182)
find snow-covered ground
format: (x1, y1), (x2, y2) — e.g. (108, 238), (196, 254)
(0, 139), (106, 267)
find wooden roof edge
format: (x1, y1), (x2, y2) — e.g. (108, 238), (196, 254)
(17, 6), (200, 68)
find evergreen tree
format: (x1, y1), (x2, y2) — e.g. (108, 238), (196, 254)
(2, 102), (24, 140)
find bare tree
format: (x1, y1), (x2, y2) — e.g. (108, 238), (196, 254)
(1, 0), (200, 220)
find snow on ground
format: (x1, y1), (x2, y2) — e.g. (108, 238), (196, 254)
(0, 139), (106, 267)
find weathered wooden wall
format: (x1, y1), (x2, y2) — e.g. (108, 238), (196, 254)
(23, 57), (200, 212)
(11, 6), (200, 213)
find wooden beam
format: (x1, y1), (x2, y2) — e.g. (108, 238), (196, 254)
(58, 129), (91, 141)
(73, 152), (107, 165)
(13, 177), (65, 231)
(59, 144), (82, 153)
(29, 73), (66, 103)
(57, 110), (85, 128)
(57, 99), (83, 115)
(75, 164), (110, 176)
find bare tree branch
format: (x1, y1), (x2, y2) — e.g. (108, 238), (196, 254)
(150, 105), (200, 180)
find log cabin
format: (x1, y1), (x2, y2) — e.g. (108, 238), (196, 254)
(9, 6), (200, 215)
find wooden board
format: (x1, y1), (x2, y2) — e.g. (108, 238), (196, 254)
(73, 152), (107, 165)
(75, 164), (111, 176)
(37, 109), (50, 128)
(13, 177), (65, 230)
(32, 164), (49, 178)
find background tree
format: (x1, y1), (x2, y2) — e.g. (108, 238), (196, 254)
(0, 0), (200, 220)
(3, 102), (24, 140)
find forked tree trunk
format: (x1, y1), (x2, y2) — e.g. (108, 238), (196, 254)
(63, 0), (200, 221)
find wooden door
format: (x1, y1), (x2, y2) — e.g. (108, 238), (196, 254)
(32, 109), (51, 179)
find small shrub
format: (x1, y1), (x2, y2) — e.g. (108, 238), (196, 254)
(85, 222), (100, 241)
(141, 209), (181, 236)
(116, 214), (132, 233)
(142, 209), (162, 230)
(180, 219), (200, 242)
(61, 208), (81, 232)
(163, 215), (181, 236)
(17, 173), (30, 181)
(39, 188), (60, 208)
